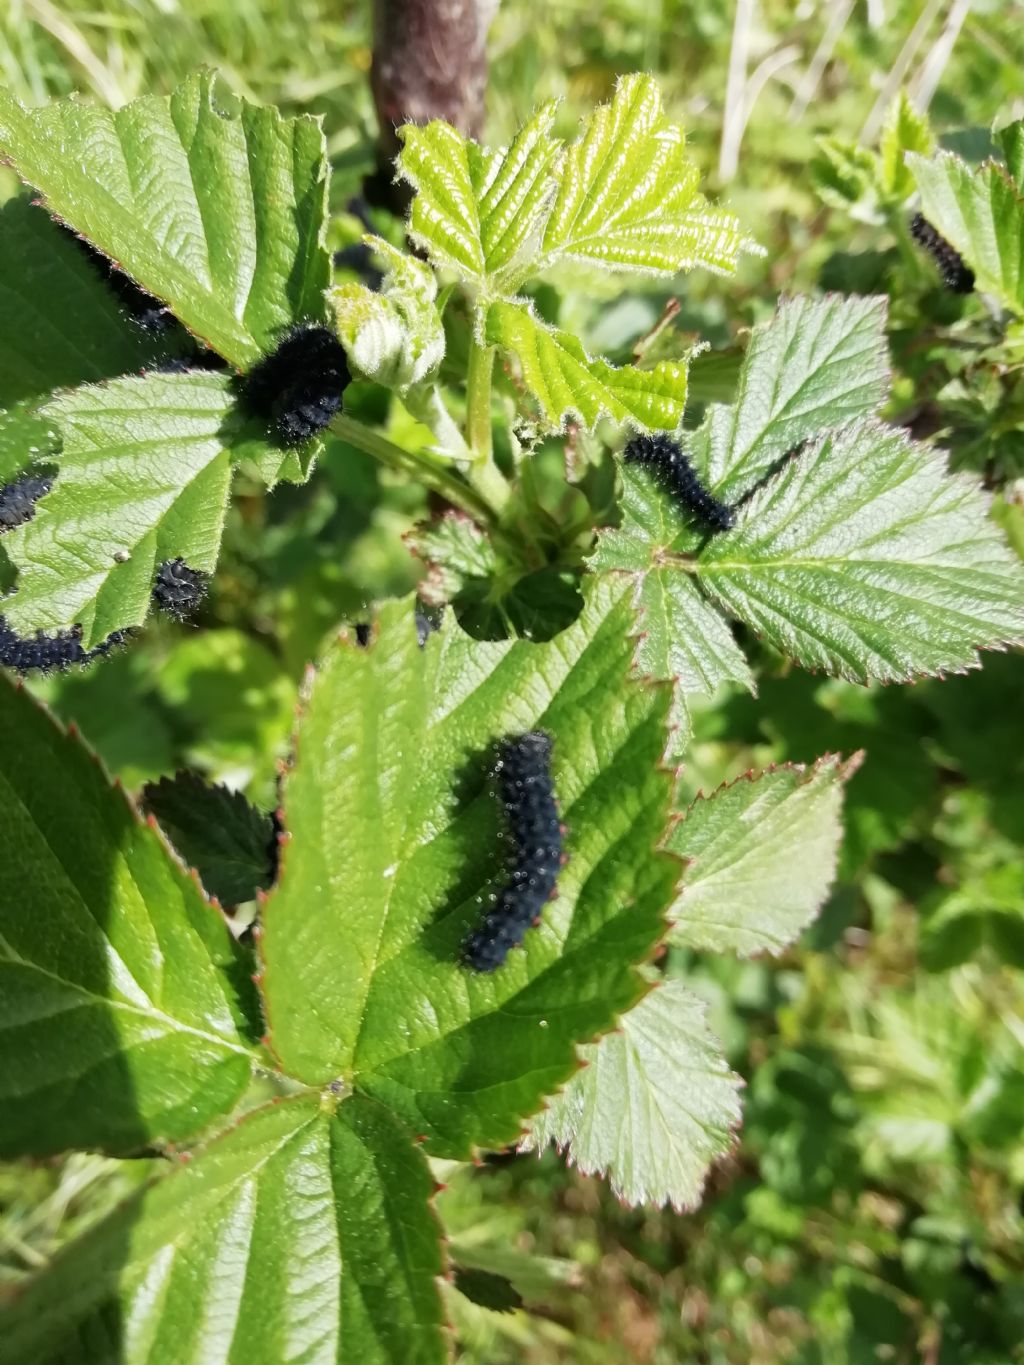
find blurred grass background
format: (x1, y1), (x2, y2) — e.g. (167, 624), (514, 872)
(2, 2), (1024, 1361)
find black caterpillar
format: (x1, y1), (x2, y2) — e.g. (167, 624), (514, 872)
(0, 472), (53, 532)
(909, 213), (975, 294)
(66, 230), (173, 331)
(462, 731), (564, 973)
(0, 617), (127, 675)
(152, 558), (209, 620)
(624, 432), (735, 532)
(240, 323), (351, 447)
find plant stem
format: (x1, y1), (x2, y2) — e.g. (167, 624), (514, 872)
(330, 412), (495, 525)
(465, 338), (511, 511)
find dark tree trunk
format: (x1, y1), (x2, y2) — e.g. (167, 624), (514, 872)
(369, 0), (498, 212)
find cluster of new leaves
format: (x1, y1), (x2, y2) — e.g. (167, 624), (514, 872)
(813, 90), (935, 221)
(395, 73), (761, 432)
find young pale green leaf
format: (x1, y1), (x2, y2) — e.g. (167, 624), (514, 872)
(696, 420), (1024, 682)
(259, 581), (677, 1158)
(3, 371), (240, 647)
(522, 978), (742, 1210)
(0, 72), (330, 366)
(0, 679), (259, 1159)
(398, 102), (561, 289)
(879, 91), (934, 201)
(691, 293), (890, 498)
(0, 195), (167, 407)
(486, 300), (688, 432)
(908, 150), (1024, 314)
(668, 756), (860, 956)
(812, 137), (882, 217)
(539, 74), (759, 278)
(331, 238), (444, 391)
(144, 771), (277, 907)
(0, 1094), (447, 1365)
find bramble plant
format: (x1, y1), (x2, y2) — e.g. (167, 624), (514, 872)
(1, 70), (1024, 1362)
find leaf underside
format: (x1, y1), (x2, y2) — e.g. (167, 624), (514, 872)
(523, 977), (742, 1210)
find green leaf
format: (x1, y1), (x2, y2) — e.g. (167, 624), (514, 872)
(879, 91), (934, 201)
(0, 72), (330, 366)
(398, 101), (561, 290)
(811, 137), (882, 217)
(522, 978), (742, 1210)
(691, 293), (890, 499)
(452, 1267), (523, 1315)
(539, 74), (758, 277)
(0, 1094), (447, 1365)
(668, 756), (860, 956)
(908, 149), (1024, 315)
(486, 300), (688, 432)
(259, 581), (677, 1157)
(144, 771), (277, 906)
(997, 118), (1024, 192)
(0, 678), (259, 1159)
(331, 238), (445, 391)
(0, 195), (166, 407)
(696, 420), (1024, 682)
(3, 371), (238, 647)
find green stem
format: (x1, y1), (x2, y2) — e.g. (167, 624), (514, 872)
(330, 412), (496, 526)
(465, 338), (511, 511)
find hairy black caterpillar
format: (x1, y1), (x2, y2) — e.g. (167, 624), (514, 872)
(152, 558), (209, 620)
(462, 730), (564, 973)
(66, 231), (173, 331)
(624, 432), (735, 532)
(0, 472), (53, 532)
(0, 617), (127, 675)
(240, 323), (351, 447)
(909, 213), (975, 294)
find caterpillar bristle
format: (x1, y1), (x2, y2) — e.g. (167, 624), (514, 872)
(152, 558), (209, 621)
(0, 472), (53, 533)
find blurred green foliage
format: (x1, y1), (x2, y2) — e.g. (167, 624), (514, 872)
(2, 1), (1024, 1360)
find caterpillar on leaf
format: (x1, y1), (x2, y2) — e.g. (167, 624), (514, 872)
(462, 731), (565, 973)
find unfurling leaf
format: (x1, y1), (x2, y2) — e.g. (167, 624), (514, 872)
(331, 237), (444, 391)
(523, 978), (742, 1210)
(487, 300), (689, 432)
